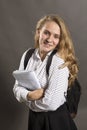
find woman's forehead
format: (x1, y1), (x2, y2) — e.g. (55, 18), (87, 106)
(41, 21), (60, 35)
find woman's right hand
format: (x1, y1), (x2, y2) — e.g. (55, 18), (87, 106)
(27, 88), (44, 100)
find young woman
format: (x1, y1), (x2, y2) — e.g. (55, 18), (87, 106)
(13, 14), (78, 130)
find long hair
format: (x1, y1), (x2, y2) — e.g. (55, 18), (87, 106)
(34, 14), (79, 86)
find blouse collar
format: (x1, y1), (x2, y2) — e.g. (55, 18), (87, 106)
(34, 48), (54, 60)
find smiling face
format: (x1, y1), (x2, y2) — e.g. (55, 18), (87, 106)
(38, 21), (60, 57)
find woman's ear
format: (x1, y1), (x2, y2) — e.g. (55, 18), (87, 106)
(37, 29), (40, 35)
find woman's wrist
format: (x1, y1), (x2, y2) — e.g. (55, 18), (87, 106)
(27, 91), (32, 100)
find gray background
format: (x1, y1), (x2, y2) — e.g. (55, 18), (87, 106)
(0, 0), (87, 130)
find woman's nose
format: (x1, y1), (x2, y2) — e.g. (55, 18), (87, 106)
(47, 35), (53, 42)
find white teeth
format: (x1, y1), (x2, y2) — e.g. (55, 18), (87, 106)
(43, 41), (52, 47)
(44, 41), (48, 44)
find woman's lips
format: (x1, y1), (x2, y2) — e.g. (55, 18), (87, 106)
(44, 42), (50, 48)
(44, 41), (52, 46)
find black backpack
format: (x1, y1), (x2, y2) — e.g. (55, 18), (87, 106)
(24, 48), (81, 118)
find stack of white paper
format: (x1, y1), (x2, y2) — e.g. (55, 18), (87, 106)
(12, 70), (41, 90)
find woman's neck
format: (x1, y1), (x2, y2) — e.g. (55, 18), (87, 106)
(39, 50), (47, 61)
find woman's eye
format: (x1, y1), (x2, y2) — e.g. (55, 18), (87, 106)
(54, 35), (60, 39)
(44, 31), (49, 35)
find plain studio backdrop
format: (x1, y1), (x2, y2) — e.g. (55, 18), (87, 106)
(0, 0), (87, 130)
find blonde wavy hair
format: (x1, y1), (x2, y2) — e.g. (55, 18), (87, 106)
(34, 14), (79, 86)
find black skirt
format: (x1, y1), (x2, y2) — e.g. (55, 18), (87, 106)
(28, 103), (77, 130)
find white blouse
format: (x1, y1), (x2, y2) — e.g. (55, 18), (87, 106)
(13, 48), (69, 112)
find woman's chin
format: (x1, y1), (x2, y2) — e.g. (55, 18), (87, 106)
(42, 48), (51, 53)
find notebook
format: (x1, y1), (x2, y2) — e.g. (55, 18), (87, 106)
(12, 70), (41, 90)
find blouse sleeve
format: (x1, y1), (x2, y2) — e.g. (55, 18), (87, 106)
(13, 50), (30, 102)
(30, 56), (69, 111)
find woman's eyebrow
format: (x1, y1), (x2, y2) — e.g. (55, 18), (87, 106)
(45, 29), (60, 35)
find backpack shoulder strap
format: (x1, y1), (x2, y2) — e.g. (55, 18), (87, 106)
(46, 49), (57, 75)
(24, 48), (35, 69)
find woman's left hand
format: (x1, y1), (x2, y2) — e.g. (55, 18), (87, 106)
(27, 88), (44, 100)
